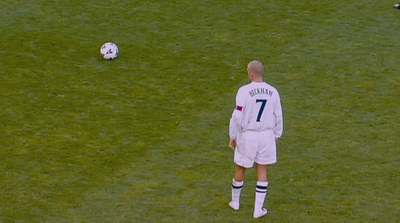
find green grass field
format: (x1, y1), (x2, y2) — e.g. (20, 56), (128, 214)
(1, 0), (400, 222)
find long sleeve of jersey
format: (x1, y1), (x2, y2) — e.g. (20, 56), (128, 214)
(229, 87), (246, 140)
(229, 109), (242, 139)
(273, 92), (283, 138)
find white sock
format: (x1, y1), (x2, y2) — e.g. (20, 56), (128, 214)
(231, 179), (243, 203)
(255, 181), (268, 211)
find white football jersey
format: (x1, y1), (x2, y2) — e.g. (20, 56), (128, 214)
(230, 81), (283, 139)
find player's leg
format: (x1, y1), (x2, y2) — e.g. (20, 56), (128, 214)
(256, 163), (267, 181)
(230, 165), (246, 210)
(234, 164), (246, 182)
(254, 163), (268, 218)
(230, 131), (257, 211)
(253, 131), (275, 218)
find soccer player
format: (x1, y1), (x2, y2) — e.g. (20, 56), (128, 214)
(228, 60), (283, 218)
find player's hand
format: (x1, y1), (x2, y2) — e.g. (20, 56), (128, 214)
(229, 139), (236, 151)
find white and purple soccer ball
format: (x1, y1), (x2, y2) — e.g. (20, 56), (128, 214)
(100, 42), (119, 60)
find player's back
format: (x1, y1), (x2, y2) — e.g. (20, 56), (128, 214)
(237, 82), (279, 132)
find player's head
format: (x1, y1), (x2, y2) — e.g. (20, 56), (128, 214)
(247, 60), (264, 81)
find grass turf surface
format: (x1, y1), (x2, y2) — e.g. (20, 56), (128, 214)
(1, 0), (399, 222)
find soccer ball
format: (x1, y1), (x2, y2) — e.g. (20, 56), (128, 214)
(100, 42), (119, 60)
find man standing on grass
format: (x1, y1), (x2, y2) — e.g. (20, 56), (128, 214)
(228, 60), (283, 218)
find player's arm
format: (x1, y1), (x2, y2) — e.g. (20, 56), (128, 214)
(229, 108), (242, 150)
(229, 106), (242, 138)
(273, 92), (283, 138)
(229, 139), (236, 150)
(229, 89), (245, 149)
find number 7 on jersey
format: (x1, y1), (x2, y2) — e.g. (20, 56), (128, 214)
(256, 99), (267, 122)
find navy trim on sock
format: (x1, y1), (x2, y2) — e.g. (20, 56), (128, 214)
(256, 185), (268, 193)
(256, 185), (268, 190)
(232, 185), (243, 189)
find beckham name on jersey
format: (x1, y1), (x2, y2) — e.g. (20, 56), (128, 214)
(248, 88), (274, 97)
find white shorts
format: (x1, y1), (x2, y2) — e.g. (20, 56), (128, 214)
(234, 130), (276, 168)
